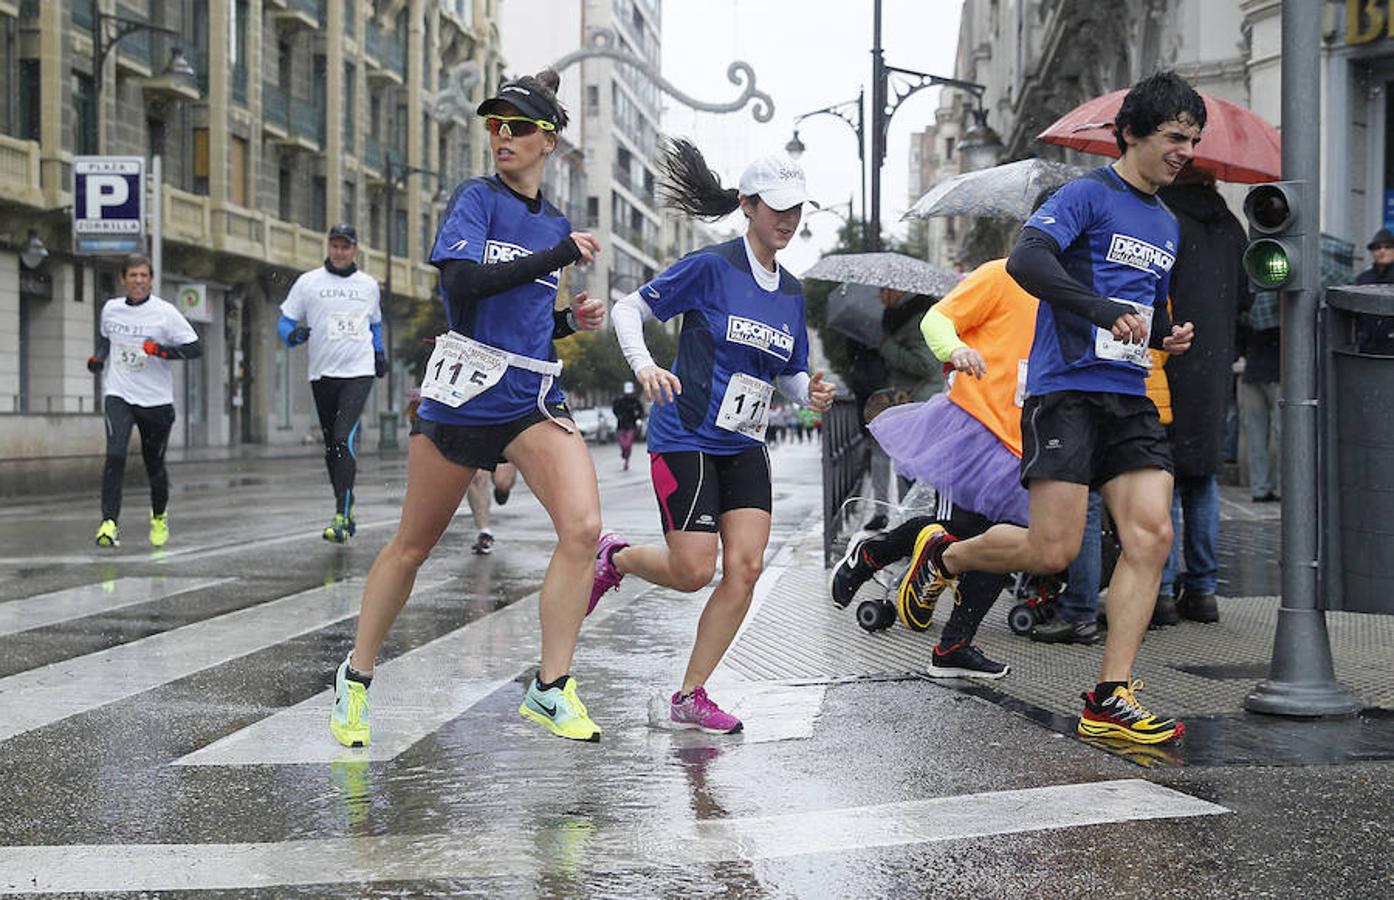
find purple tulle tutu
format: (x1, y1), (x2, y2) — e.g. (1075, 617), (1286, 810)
(867, 393), (1028, 526)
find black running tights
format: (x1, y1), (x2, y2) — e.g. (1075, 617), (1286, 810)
(101, 395), (176, 522)
(311, 376), (374, 517)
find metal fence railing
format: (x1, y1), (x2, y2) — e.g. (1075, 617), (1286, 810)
(821, 396), (868, 567)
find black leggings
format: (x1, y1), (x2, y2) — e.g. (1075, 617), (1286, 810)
(857, 504), (1011, 648)
(101, 396), (176, 522)
(311, 376), (374, 517)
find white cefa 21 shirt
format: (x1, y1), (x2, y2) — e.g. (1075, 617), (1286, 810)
(100, 295), (199, 407)
(280, 266), (382, 381)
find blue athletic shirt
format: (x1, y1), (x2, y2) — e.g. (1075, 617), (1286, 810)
(642, 237), (810, 455)
(418, 175), (570, 426)
(1022, 165), (1178, 397)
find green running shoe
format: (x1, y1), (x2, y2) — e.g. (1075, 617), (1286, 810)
(95, 519), (119, 547)
(519, 676), (602, 742)
(330, 654), (371, 747)
(323, 514), (351, 543)
(149, 512), (169, 547)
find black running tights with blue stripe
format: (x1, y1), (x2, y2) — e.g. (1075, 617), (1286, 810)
(311, 375), (374, 518)
(858, 499), (1009, 648)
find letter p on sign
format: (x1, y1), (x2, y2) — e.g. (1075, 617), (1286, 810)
(86, 174), (129, 215)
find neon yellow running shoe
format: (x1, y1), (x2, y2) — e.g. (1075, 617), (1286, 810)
(149, 512), (169, 547)
(519, 676), (602, 742)
(330, 654), (371, 747)
(95, 519), (119, 547)
(323, 514), (351, 544)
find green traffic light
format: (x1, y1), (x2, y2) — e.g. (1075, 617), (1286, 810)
(1245, 239), (1292, 289)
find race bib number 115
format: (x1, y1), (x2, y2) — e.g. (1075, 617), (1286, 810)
(419, 333), (509, 408)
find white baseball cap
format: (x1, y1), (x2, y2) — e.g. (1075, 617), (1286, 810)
(738, 154), (819, 212)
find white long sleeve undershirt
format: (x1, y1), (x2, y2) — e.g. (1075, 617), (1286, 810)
(611, 290), (812, 406)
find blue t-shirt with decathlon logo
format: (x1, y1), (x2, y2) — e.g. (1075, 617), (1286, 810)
(642, 237), (810, 455)
(418, 175), (571, 426)
(1022, 165), (1178, 397)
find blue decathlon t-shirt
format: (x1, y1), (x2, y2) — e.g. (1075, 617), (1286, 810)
(641, 238), (810, 455)
(417, 175), (571, 426)
(1021, 166), (1178, 397)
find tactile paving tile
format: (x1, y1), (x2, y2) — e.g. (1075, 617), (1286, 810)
(725, 533), (1394, 719)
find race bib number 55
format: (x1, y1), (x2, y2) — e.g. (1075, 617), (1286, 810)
(419, 333), (508, 408)
(715, 372), (774, 441)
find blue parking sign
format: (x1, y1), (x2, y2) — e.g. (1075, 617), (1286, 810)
(73, 156), (146, 255)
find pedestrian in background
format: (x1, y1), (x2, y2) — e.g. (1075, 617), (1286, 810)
(612, 383), (645, 471)
(1354, 227), (1394, 354)
(1238, 291), (1281, 503)
(595, 139), (834, 734)
(88, 253), (202, 548)
(1155, 166), (1250, 624)
(278, 223), (386, 544)
(330, 67), (608, 749)
(845, 336), (894, 530)
(464, 464), (516, 554)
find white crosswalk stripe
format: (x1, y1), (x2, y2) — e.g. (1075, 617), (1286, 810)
(0, 779), (1227, 893)
(0, 577), (232, 637)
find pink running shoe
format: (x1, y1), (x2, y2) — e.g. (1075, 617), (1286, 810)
(588, 532), (629, 616)
(670, 686), (743, 734)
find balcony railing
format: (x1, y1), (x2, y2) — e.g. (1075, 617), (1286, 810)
(290, 96), (325, 145)
(0, 134), (44, 208)
(364, 133), (383, 171)
(263, 82), (289, 132)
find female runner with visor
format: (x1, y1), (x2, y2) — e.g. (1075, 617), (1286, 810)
(330, 68), (610, 747)
(590, 139), (835, 734)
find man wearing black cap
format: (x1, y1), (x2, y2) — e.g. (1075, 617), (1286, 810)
(1354, 227), (1394, 354)
(279, 223), (386, 542)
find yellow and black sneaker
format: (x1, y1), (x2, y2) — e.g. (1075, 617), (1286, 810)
(1077, 679), (1184, 745)
(896, 523), (958, 632)
(323, 514), (351, 544)
(95, 518), (120, 547)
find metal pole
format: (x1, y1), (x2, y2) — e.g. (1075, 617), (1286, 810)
(384, 154), (396, 413)
(150, 154), (162, 297)
(857, 85), (868, 251)
(94, 17), (105, 155)
(869, 0), (884, 251)
(1244, 0), (1359, 716)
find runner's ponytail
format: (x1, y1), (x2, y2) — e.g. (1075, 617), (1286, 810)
(659, 138), (741, 220)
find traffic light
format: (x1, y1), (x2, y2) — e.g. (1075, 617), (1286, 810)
(1243, 181), (1308, 292)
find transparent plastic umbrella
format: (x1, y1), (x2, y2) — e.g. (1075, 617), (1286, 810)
(905, 158), (1087, 221)
(803, 252), (960, 298)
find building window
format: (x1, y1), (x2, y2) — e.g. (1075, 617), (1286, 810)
(73, 71), (97, 154)
(343, 63), (356, 148)
(586, 195), (599, 227)
(231, 0), (248, 105)
(147, 117), (166, 165)
(278, 162), (293, 221)
(230, 136), (248, 206)
(343, 179), (356, 227)
(193, 127), (209, 194)
(18, 58), (39, 141)
(311, 176), (327, 231)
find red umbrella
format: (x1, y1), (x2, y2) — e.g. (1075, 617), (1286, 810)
(1036, 89), (1281, 184)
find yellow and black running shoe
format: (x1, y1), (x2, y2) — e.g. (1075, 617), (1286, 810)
(1077, 679), (1185, 744)
(895, 523), (958, 632)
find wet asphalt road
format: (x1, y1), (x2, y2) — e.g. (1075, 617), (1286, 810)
(0, 438), (1390, 897)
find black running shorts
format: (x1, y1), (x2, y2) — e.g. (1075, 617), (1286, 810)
(1019, 390), (1172, 490)
(649, 446), (772, 534)
(411, 403), (572, 471)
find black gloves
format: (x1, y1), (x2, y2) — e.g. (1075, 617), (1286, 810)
(374, 352), (388, 378)
(289, 324), (312, 346)
(86, 356), (104, 374)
